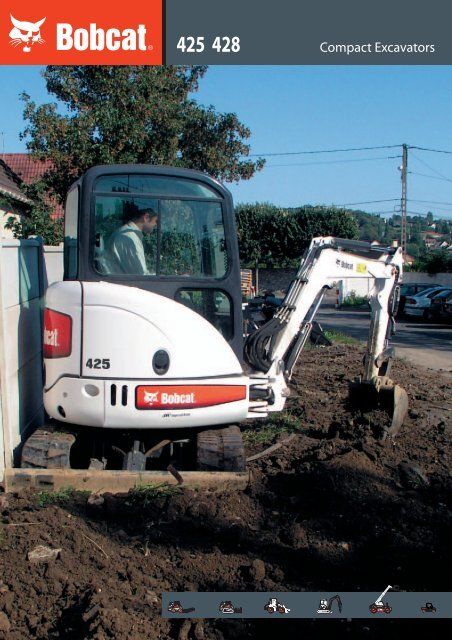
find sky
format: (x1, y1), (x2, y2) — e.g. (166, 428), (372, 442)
(1, 65), (452, 218)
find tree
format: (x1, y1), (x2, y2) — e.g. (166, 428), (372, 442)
(2, 185), (63, 245)
(21, 66), (265, 206)
(290, 206), (359, 258)
(412, 249), (452, 274)
(235, 203), (359, 268)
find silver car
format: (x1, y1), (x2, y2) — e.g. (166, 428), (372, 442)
(405, 286), (452, 318)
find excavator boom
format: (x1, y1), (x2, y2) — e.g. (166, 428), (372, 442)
(245, 237), (408, 437)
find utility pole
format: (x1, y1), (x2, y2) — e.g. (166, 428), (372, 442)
(400, 143), (408, 257)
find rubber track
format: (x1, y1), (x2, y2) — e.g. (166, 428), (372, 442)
(197, 425), (246, 472)
(20, 428), (75, 469)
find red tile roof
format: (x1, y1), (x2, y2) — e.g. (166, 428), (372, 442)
(0, 153), (54, 184)
(0, 153), (63, 219)
(0, 158), (32, 205)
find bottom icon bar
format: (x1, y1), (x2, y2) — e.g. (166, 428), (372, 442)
(163, 591), (451, 619)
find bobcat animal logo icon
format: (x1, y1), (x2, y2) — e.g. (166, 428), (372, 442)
(143, 391), (159, 405)
(9, 15), (46, 53)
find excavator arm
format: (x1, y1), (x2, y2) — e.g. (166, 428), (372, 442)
(245, 237), (408, 437)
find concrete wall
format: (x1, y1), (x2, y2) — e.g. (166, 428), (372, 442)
(403, 272), (452, 287)
(338, 271), (452, 304)
(0, 240), (63, 478)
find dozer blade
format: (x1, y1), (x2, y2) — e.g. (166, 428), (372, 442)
(349, 376), (409, 440)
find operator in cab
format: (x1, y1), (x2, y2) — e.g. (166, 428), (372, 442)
(109, 203), (158, 275)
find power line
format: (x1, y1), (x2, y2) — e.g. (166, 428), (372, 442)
(408, 170), (452, 184)
(335, 198), (399, 206)
(409, 145), (452, 155)
(411, 152), (451, 181)
(246, 142), (452, 158)
(248, 144), (402, 158)
(265, 155), (400, 168)
(409, 198), (452, 207)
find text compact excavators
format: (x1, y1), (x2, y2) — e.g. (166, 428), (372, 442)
(20, 165), (408, 472)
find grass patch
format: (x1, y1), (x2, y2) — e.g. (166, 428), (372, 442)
(36, 487), (88, 507)
(242, 412), (303, 446)
(324, 330), (359, 345)
(127, 483), (181, 508)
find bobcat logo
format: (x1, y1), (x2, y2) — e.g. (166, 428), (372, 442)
(9, 15), (46, 53)
(143, 391), (159, 405)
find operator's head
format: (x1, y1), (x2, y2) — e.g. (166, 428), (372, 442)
(123, 202), (158, 233)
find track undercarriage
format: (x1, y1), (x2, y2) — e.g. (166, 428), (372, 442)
(20, 423), (246, 473)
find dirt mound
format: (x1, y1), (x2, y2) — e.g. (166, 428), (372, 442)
(0, 345), (450, 639)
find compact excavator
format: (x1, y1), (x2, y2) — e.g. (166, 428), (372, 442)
(20, 165), (408, 472)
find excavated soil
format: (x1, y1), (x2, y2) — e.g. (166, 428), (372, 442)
(0, 345), (450, 639)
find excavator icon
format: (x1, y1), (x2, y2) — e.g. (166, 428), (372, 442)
(317, 595), (342, 614)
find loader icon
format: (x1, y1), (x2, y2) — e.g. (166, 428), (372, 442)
(264, 597), (291, 614)
(219, 600), (243, 614)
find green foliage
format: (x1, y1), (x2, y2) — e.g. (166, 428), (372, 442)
(36, 487), (78, 506)
(235, 202), (287, 266)
(323, 330), (359, 345)
(21, 66), (264, 206)
(412, 249), (452, 274)
(341, 291), (369, 307)
(127, 483), (181, 508)
(235, 203), (359, 268)
(4, 181), (63, 245)
(242, 412), (303, 446)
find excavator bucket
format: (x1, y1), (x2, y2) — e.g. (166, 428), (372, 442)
(349, 376), (409, 440)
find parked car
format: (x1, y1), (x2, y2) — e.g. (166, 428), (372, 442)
(397, 283), (439, 316)
(405, 287), (452, 319)
(429, 291), (452, 322)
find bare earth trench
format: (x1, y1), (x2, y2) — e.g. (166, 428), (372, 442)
(0, 344), (450, 639)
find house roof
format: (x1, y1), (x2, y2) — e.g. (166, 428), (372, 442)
(0, 153), (54, 184)
(0, 153), (63, 219)
(0, 158), (32, 205)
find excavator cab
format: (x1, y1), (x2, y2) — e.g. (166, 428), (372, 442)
(64, 165), (245, 361)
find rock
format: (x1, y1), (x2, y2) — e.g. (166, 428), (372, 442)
(249, 558), (266, 582)
(289, 523), (308, 549)
(0, 611), (10, 632)
(362, 445), (377, 462)
(28, 545), (61, 564)
(145, 590), (159, 605)
(87, 494), (105, 507)
(398, 462), (429, 488)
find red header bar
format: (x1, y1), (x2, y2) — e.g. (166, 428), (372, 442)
(0, 1), (162, 64)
